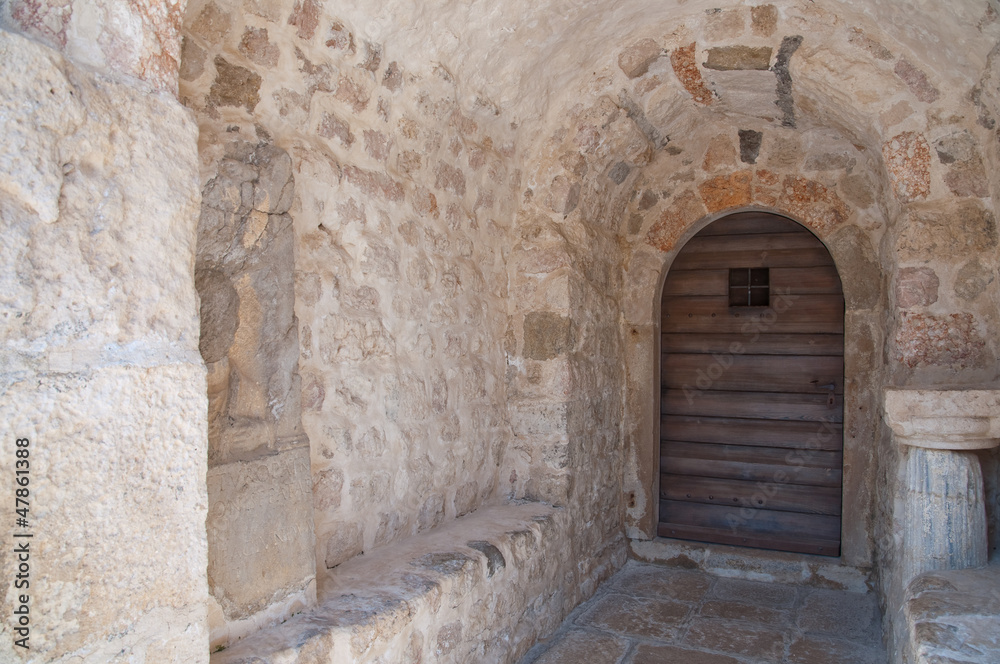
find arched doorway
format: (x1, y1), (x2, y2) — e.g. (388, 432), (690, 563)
(658, 211), (845, 556)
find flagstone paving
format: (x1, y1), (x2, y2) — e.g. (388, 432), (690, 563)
(518, 560), (887, 664)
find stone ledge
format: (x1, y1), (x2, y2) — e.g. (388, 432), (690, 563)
(884, 389), (1000, 450)
(904, 566), (1000, 663)
(212, 503), (623, 663)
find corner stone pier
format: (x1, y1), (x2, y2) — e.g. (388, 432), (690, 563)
(884, 390), (999, 586)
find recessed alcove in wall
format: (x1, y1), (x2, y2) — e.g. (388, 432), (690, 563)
(624, 204), (888, 570)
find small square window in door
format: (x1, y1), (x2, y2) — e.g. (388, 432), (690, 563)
(728, 267), (769, 307)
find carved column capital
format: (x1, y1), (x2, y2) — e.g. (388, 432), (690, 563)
(884, 389), (1000, 450)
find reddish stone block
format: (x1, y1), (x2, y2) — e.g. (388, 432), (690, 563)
(577, 593), (690, 639)
(848, 27), (894, 60)
(710, 577), (798, 609)
(751, 5), (778, 37)
(397, 150), (422, 175)
(343, 166), (404, 202)
(702, 134), (737, 171)
(788, 635), (885, 664)
(326, 21), (356, 53)
(288, 0), (321, 40)
(239, 27), (280, 68)
(318, 112), (354, 146)
(413, 187), (439, 218)
(756, 168), (780, 186)
(699, 171), (752, 212)
(883, 131), (932, 202)
(671, 43), (713, 105)
(797, 588), (881, 641)
(364, 129), (392, 162)
(895, 57), (940, 103)
(435, 163), (467, 197)
(896, 312), (987, 368)
(610, 564), (710, 602)
(383, 61), (403, 91)
(777, 175), (849, 233)
(208, 56), (262, 112)
(646, 190), (707, 252)
(634, 643), (741, 664)
(534, 630), (629, 664)
(451, 109), (479, 136)
(699, 599), (788, 626)
(683, 618), (786, 659)
(336, 75), (371, 113)
(10, 0), (71, 49)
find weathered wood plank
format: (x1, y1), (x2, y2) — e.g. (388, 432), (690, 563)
(660, 415), (843, 451)
(695, 214), (805, 236)
(660, 441), (843, 486)
(659, 499), (842, 542)
(671, 247), (834, 270)
(657, 520), (841, 556)
(662, 333), (844, 356)
(682, 231), (826, 256)
(661, 353), (844, 394)
(661, 295), (845, 333)
(660, 474), (843, 515)
(662, 389), (844, 422)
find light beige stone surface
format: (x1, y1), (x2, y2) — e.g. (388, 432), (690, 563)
(3, 0), (1000, 662)
(0, 365), (209, 663)
(885, 389), (1000, 450)
(1, 25), (207, 663)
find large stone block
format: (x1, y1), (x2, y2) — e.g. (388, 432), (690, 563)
(207, 445), (316, 621)
(0, 30), (201, 369)
(0, 365), (209, 662)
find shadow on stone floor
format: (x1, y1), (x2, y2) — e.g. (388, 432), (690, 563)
(518, 559), (887, 664)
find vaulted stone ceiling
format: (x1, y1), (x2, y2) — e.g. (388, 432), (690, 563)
(323, 0), (1000, 144)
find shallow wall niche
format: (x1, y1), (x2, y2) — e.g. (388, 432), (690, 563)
(195, 139), (316, 649)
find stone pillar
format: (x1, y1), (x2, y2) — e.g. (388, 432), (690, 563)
(884, 390), (999, 586)
(0, 27), (209, 663)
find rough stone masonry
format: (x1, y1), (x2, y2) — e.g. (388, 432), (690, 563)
(1, 0), (999, 663)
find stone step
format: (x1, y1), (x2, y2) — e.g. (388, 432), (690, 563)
(630, 537), (873, 593)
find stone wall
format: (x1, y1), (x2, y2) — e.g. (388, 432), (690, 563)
(0, 26), (208, 663)
(4, 1), (1000, 662)
(508, 6), (1000, 661)
(180, 0), (522, 647)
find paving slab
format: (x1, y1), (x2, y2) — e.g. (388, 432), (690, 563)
(533, 629), (630, 664)
(518, 558), (888, 664)
(682, 617), (787, 660)
(577, 593), (692, 640)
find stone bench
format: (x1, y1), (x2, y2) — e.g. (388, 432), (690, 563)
(211, 502), (624, 664)
(903, 565), (1000, 663)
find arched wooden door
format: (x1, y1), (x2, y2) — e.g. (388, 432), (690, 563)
(659, 211), (844, 556)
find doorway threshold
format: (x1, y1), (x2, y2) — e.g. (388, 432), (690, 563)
(631, 536), (873, 593)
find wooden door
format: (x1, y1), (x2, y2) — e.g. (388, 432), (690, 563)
(658, 212), (844, 556)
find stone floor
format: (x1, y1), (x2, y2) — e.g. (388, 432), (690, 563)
(518, 559), (887, 664)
